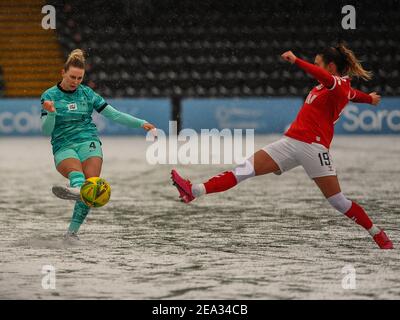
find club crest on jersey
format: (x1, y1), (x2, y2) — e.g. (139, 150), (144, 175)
(67, 103), (77, 111)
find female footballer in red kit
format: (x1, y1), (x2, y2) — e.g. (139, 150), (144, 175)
(171, 43), (393, 249)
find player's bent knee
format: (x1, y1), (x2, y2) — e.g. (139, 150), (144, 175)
(57, 166), (82, 178)
(327, 192), (352, 214)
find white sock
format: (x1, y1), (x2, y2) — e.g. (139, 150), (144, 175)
(232, 159), (255, 183)
(191, 184), (206, 198)
(368, 225), (380, 237)
(327, 192), (352, 214)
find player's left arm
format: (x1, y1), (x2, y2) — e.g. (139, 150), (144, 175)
(99, 104), (156, 132)
(91, 88), (157, 133)
(349, 88), (380, 106)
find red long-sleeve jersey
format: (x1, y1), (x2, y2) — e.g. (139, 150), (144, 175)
(285, 58), (372, 149)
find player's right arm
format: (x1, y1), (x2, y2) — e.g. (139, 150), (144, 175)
(40, 98), (56, 135)
(281, 51), (335, 88)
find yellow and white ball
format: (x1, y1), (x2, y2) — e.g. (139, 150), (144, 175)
(80, 177), (111, 207)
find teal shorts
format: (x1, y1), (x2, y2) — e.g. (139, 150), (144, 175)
(54, 141), (103, 167)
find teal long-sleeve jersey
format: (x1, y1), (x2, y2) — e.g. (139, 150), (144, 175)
(40, 82), (146, 154)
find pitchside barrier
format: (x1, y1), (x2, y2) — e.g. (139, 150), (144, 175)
(0, 98), (399, 136)
(182, 98), (400, 134)
(0, 98), (170, 136)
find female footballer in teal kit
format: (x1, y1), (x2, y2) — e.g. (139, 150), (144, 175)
(41, 49), (156, 241)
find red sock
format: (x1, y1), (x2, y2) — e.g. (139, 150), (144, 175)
(204, 171), (238, 194)
(345, 201), (373, 230)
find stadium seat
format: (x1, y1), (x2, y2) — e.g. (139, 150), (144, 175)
(47, 0), (400, 97)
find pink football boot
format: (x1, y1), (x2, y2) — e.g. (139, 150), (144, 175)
(373, 229), (394, 249)
(171, 169), (195, 203)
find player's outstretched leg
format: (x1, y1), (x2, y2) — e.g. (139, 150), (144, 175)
(315, 176), (393, 249)
(52, 158), (85, 201)
(171, 150), (280, 203)
(171, 168), (241, 203)
(52, 171), (85, 201)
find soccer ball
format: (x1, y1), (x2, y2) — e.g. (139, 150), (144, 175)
(80, 177), (111, 207)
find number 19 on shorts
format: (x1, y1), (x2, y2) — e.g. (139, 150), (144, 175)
(318, 152), (331, 166)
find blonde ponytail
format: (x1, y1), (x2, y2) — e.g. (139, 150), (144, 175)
(337, 44), (372, 81)
(64, 49), (85, 71)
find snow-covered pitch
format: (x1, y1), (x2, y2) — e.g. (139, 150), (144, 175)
(0, 135), (399, 299)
